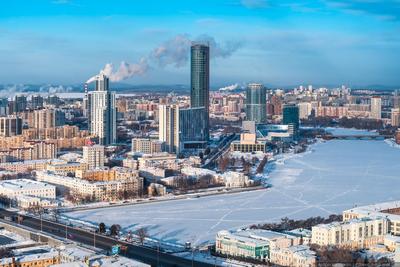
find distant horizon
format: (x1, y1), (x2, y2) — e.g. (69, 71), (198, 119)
(1, 1), (400, 86)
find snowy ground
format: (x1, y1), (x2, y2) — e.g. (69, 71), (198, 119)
(65, 129), (400, 246)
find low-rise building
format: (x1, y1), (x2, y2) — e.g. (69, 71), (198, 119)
(46, 162), (87, 175)
(343, 200), (400, 236)
(216, 229), (302, 261)
(0, 178), (56, 199)
(270, 245), (316, 267)
(221, 171), (253, 188)
(132, 138), (164, 154)
(147, 183), (167, 196)
(36, 171), (143, 201)
(230, 133), (267, 153)
(311, 217), (388, 249)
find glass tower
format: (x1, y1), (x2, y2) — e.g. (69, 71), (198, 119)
(282, 104), (300, 139)
(190, 44), (209, 140)
(245, 83), (267, 124)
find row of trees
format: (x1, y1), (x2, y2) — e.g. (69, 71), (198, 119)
(250, 214), (343, 231)
(310, 244), (393, 266)
(302, 116), (384, 130)
(218, 155), (259, 174)
(98, 222), (148, 245)
(167, 174), (224, 192)
(0, 171), (33, 181)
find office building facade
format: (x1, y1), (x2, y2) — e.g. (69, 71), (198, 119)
(245, 83), (267, 124)
(282, 104), (300, 139)
(190, 44), (210, 140)
(159, 105), (207, 154)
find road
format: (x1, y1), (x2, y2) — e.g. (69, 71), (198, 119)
(0, 209), (219, 267)
(202, 134), (238, 169)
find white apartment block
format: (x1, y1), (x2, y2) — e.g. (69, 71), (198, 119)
(0, 178), (56, 199)
(370, 96), (382, 120)
(311, 217), (388, 249)
(36, 171), (143, 201)
(83, 145), (105, 170)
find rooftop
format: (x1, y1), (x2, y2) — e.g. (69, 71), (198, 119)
(0, 178), (55, 191)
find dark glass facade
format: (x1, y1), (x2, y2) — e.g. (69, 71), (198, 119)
(282, 104), (300, 138)
(190, 44), (210, 140)
(245, 83), (266, 124)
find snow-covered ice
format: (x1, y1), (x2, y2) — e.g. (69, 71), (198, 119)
(65, 130), (400, 246)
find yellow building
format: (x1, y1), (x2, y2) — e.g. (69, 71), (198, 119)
(311, 217), (388, 249)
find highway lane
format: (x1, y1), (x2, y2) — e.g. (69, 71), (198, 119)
(0, 209), (218, 267)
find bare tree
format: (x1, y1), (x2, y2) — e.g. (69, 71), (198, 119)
(136, 228), (148, 245)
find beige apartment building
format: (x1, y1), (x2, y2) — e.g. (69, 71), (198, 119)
(343, 200), (400, 236)
(36, 170), (143, 201)
(311, 217), (388, 249)
(270, 245), (316, 267)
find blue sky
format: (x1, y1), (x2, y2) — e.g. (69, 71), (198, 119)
(0, 0), (399, 87)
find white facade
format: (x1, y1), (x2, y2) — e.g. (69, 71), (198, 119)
(83, 145), (105, 170)
(270, 245), (316, 267)
(221, 171), (253, 188)
(88, 74), (116, 145)
(298, 102), (313, 119)
(159, 104), (179, 153)
(0, 178), (56, 199)
(370, 96), (382, 120)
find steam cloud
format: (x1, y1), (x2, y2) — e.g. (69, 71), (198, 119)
(218, 83), (240, 91)
(86, 34), (242, 83)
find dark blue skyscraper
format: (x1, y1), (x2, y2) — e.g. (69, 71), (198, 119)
(282, 104), (300, 139)
(190, 44), (209, 141)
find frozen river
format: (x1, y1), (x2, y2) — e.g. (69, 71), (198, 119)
(65, 129), (400, 246)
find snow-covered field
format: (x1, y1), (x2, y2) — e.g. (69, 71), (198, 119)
(65, 129), (400, 246)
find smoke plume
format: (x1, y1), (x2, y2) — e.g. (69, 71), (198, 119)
(86, 34), (241, 83)
(219, 83), (240, 91)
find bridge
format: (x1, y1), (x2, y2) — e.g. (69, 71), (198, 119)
(319, 134), (391, 140)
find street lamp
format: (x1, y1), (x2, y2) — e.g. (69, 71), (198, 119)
(65, 219), (68, 239)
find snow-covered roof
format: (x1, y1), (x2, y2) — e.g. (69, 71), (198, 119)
(344, 200), (400, 222)
(0, 179), (54, 190)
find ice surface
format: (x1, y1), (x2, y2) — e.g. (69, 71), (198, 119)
(65, 129), (400, 246)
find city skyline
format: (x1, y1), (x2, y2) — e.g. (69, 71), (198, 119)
(1, 0), (400, 87)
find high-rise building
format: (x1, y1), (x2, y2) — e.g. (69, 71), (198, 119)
(46, 95), (62, 107)
(0, 98), (9, 116)
(391, 108), (400, 127)
(298, 102), (312, 119)
(190, 43), (210, 140)
(370, 96), (382, 120)
(13, 95), (27, 113)
(32, 109), (65, 129)
(159, 105), (207, 154)
(82, 83), (89, 118)
(245, 83), (266, 124)
(83, 145), (105, 170)
(30, 95), (44, 109)
(0, 115), (22, 137)
(88, 74), (116, 145)
(282, 104), (300, 139)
